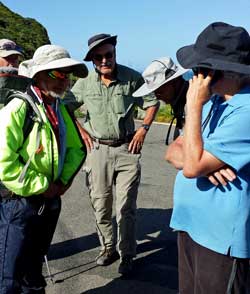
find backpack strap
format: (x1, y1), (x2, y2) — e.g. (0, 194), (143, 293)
(8, 91), (44, 183)
(10, 91), (43, 123)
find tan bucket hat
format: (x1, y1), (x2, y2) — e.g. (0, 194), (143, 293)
(133, 57), (188, 97)
(19, 44), (88, 78)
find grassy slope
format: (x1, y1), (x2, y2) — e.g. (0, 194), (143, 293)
(0, 1), (50, 59)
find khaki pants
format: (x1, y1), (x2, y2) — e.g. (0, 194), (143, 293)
(85, 142), (141, 257)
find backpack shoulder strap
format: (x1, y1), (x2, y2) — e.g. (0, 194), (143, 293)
(8, 91), (44, 183)
(8, 91), (43, 124)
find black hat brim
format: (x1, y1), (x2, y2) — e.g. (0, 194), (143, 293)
(177, 44), (250, 74)
(84, 35), (117, 62)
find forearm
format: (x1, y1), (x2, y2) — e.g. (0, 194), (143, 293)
(183, 102), (204, 177)
(75, 119), (93, 152)
(128, 104), (159, 154)
(165, 136), (184, 169)
(183, 101), (224, 177)
(142, 104), (159, 126)
(181, 73), (226, 178)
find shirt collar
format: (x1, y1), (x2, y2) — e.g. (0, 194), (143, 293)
(224, 86), (250, 108)
(94, 64), (125, 83)
(212, 86), (250, 108)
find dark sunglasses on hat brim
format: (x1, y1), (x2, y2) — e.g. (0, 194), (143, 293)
(0, 43), (23, 53)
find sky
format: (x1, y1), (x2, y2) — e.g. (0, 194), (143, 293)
(2, 0), (250, 72)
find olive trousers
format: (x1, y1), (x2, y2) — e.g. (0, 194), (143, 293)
(85, 142), (141, 257)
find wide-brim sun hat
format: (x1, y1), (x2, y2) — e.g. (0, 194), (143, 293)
(84, 33), (117, 61)
(0, 39), (23, 58)
(132, 57), (188, 97)
(18, 44), (88, 79)
(177, 22), (250, 74)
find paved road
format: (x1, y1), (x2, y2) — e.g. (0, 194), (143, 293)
(44, 122), (179, 294)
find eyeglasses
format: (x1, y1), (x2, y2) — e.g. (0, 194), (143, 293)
(48, 70), (70, 80)
(93, 51), (114, 62)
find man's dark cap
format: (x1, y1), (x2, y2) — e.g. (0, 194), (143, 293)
(84, 33), (117, 61)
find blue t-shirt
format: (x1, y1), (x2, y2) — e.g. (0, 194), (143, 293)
(170, 86), (250, 258)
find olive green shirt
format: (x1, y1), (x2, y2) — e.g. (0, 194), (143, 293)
(66, 64), (159, 140)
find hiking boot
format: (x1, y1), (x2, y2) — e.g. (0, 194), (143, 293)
(118, 255), (133, 275)
(96, 248), (119, 266)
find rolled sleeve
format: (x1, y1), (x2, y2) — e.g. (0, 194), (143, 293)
(132, 75), (159, 110)
(135, 92), (159, 110)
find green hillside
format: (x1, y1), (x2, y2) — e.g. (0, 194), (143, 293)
(0, 2), (50, 59)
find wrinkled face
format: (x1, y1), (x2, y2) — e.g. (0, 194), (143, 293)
(35, 69), (71, 98)
(0, 54), (20, 68)
(91, 43), (116, 76)
(154, 81), (176, 104)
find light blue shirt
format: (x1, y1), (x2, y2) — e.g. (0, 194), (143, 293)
(170, 86), (250, 258)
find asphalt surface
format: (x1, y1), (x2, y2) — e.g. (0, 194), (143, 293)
(43, 122), (179, 294)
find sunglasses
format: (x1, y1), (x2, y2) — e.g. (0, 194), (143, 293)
(93, 51), (114, 62)
(48, 70), (70, 80)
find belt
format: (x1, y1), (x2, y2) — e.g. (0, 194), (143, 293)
(92, 133), (135, 147)
(93, 138), (126, 147)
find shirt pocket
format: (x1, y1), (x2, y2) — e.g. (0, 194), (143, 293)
(84, 92), (104, 115)
(112, 92), (135, 114)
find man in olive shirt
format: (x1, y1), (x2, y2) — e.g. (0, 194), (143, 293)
(68, 34), (159, 275)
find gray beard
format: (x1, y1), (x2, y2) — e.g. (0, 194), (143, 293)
(38, 80), (68, 99)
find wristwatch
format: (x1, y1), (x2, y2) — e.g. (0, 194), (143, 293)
(141, 124), (150, 131)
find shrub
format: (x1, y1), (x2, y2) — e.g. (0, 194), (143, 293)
(155, 104), (174, 123)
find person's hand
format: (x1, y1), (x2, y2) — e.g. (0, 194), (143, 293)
(56, 181), (71, 196)
(207, 166), (236, 186)
(186, 70), (213, 106)
(165, 135), (184, 169)
(42, 183), (61, 198)
(75, 120), (93, 152)
(128, 127), (147, 154)
(42, 182), (70, 198)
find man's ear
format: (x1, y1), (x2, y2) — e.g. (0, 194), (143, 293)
(34, 71), (49, 92)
